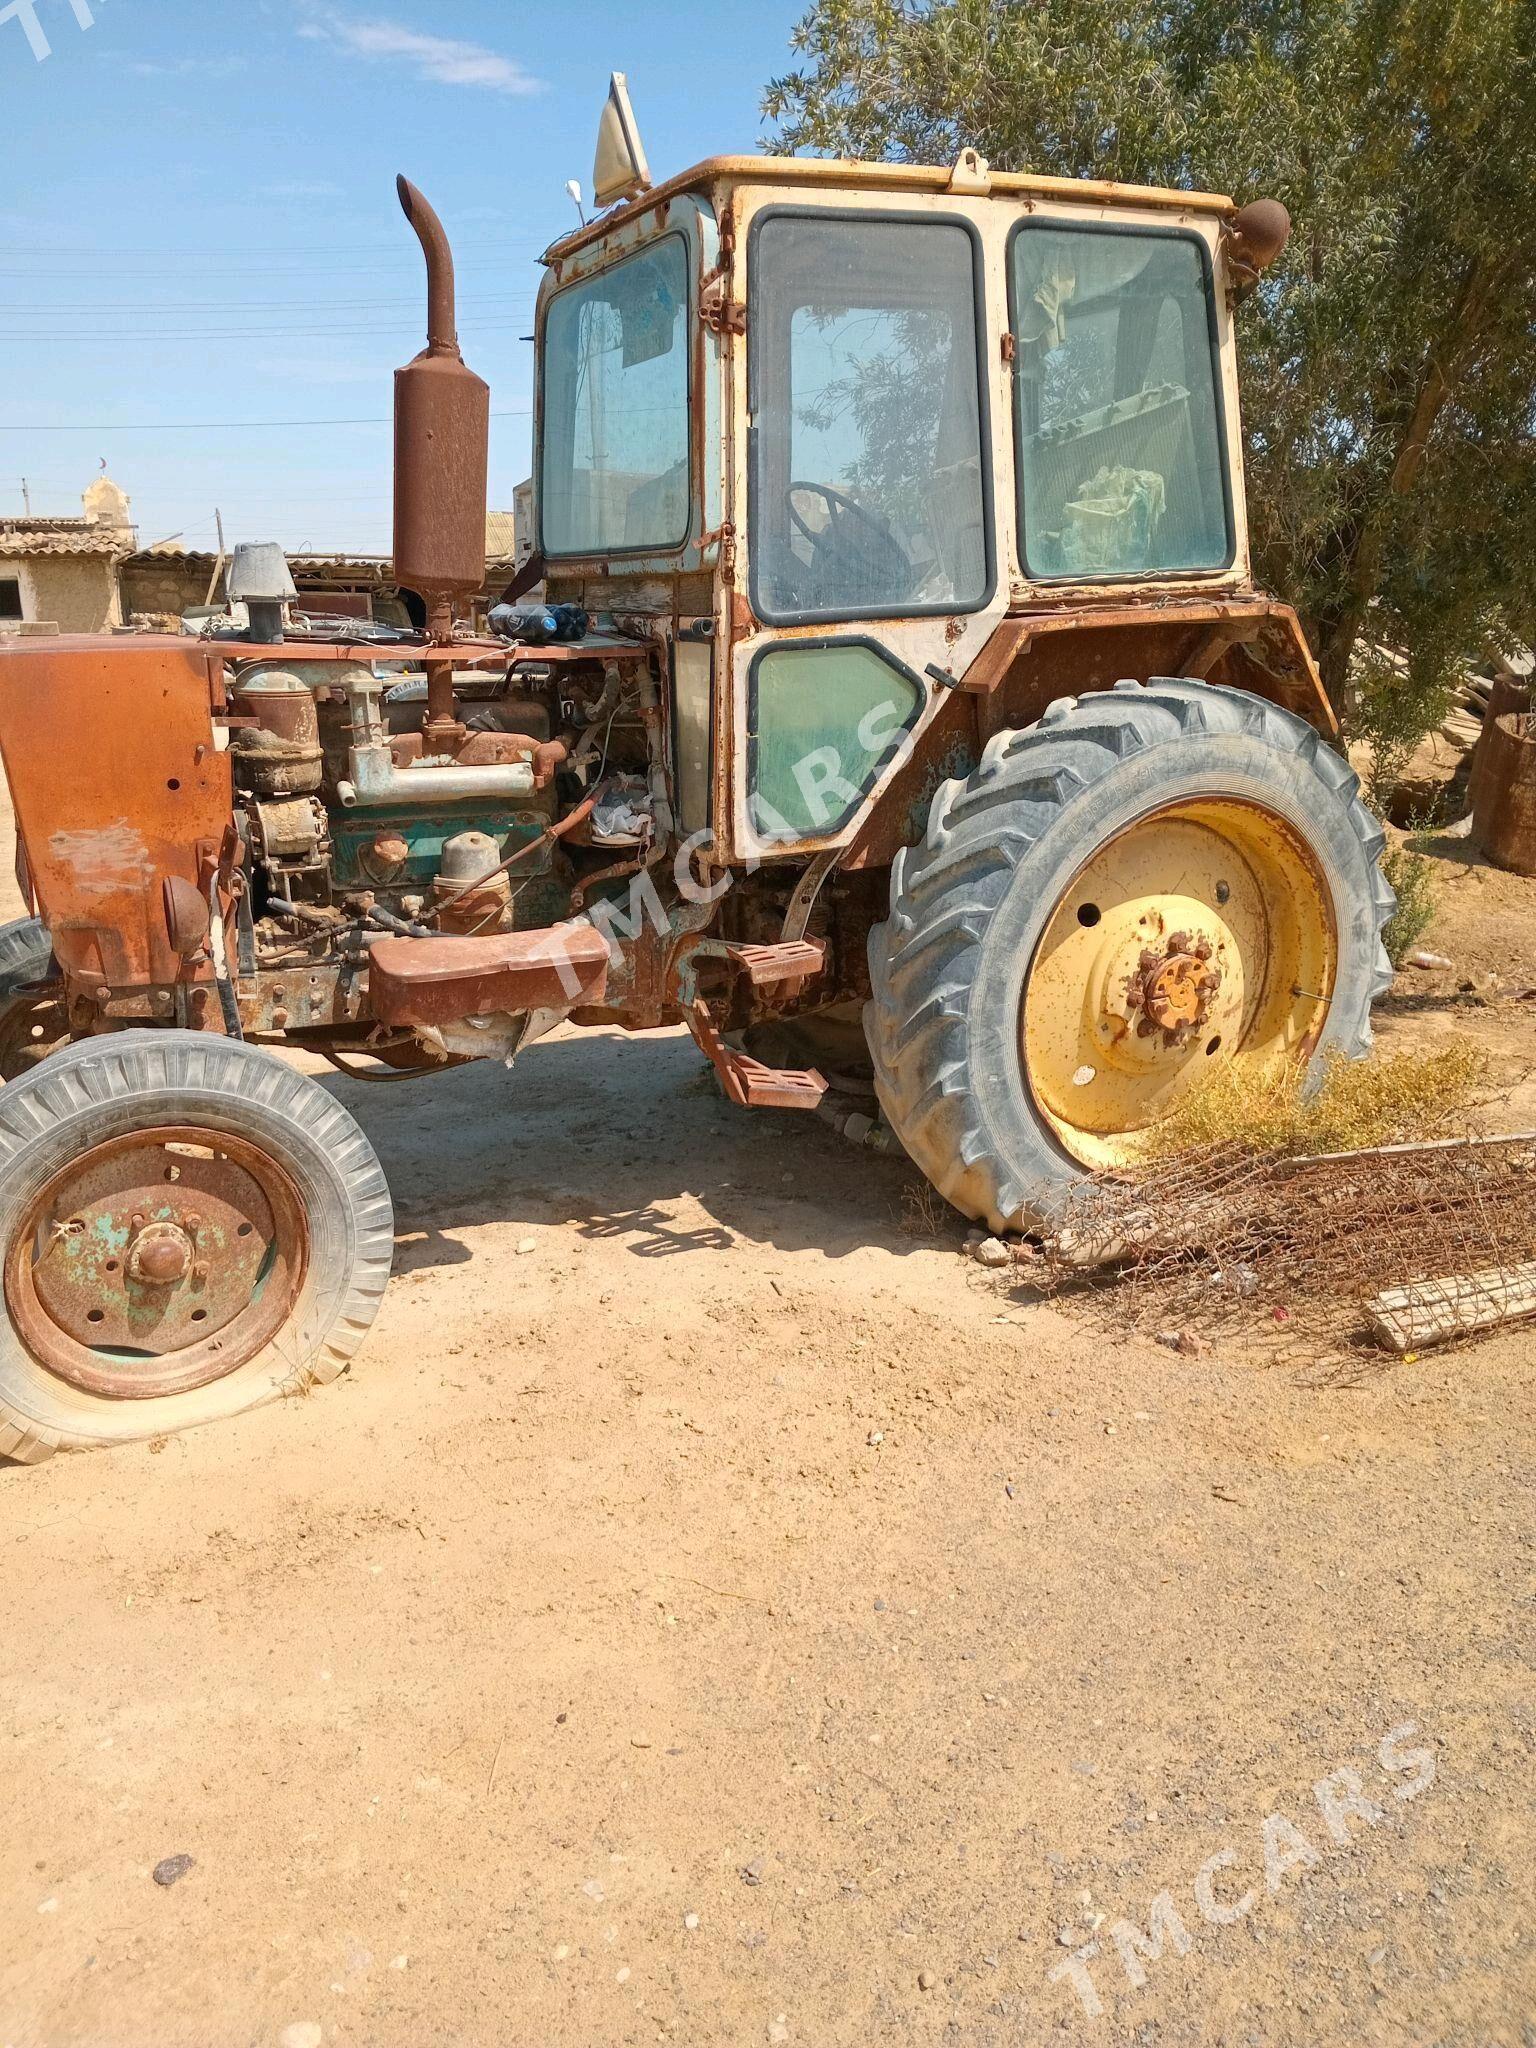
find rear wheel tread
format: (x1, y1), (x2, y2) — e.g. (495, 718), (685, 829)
(866, 679), (1394, 1231)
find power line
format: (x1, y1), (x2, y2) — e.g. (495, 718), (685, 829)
(0, 320), (537, 342)
(0, 410), (531, 431)
(0, 236), (546, 259)
(0, 251), (552, 283)
(0, 294), (535, 315)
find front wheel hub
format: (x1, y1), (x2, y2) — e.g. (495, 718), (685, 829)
(127, 1220), (195, 1286)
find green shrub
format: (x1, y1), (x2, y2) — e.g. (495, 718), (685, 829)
(1380, 835), (1439, 968)
(1349, 645), (1459, 817)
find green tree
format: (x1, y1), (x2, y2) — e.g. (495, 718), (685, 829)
(764, 0), (1536, 732)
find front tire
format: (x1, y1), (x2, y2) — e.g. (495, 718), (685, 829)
(0, 1031), (393, 1462)
(866, 679), (1394, 1231)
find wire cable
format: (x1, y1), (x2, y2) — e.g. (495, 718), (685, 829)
(0, 409), (530, 430)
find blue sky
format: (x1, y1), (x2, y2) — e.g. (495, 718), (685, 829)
(1, 0), (806, 552)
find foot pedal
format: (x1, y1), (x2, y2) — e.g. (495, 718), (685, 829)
(686, 1000), (827, 1112)
(723, 939), (826, 993)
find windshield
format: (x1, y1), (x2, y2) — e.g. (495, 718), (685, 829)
(539, 235), (691, 556)
(749, 214), (990, 622)
(1011, 224), (1231, 579)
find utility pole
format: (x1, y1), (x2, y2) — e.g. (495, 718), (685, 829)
(20, 477), (31, 516)
(205, 508), (227, 605)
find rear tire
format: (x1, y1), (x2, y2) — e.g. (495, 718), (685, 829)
(865, 679), (1394, 1231)
(0, 1031), (393, 1462)
(0, 916), (59, 1082)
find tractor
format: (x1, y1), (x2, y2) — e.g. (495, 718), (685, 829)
(0, 80), (1392, 1458)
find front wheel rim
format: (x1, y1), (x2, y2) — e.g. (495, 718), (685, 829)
(1020, 796), (1338, 1170)
(4, 1126), (310, 1399)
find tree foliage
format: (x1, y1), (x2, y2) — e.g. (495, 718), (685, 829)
(764, 0), (1536, 735)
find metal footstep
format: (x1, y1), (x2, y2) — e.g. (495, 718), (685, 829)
(685, 1000), (828, 1112)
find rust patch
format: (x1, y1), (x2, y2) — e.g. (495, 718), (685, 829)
(46, 822), (153, 900)
(0, 641), (231, 992)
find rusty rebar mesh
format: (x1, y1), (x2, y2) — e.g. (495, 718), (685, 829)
(1027, 1136), (1536, 1362)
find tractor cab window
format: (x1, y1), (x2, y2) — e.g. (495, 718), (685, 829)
(749, 214), (990, 622)
(1010, 224), (1232, 579)
(540, 235), (691, 556)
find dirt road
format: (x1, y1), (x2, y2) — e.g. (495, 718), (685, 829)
(2, 773), (1534, 2047)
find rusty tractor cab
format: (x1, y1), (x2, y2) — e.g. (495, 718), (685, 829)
(0, 84), (1393, 1458)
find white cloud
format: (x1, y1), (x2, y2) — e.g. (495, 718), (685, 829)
(130, 55), (247, 78)
(298, 11), (543, 95)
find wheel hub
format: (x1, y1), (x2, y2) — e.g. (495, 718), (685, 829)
(126, 1219), (196, 1286)
(1075, 896), (1245, 1082)
(5, 1127), (308, 1400)
(1126, 932), (1224, 1045)
(1021, 799), (1337, 1168)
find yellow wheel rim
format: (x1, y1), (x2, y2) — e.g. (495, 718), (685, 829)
(1021, 798), (1337, 1169)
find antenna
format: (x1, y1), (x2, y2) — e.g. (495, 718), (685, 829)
(565, 179), (587, 227)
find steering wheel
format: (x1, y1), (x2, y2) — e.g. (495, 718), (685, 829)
(785, 481), (914, 605)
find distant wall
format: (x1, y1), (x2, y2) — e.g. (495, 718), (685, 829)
(0, 554), (120, 633)
(120, 555), (213, 620)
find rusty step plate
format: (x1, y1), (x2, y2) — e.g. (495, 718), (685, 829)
(723, 939), (827, 988)
(684, 998), (827, 1113)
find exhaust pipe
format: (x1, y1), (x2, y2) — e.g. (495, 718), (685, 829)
(397, 174), (458, 353)
(393, 175), (490, 747)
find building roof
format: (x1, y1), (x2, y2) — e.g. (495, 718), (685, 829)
(125, 547), (396, 579)
(129, 543), (519, 580)
(288, 554), (395, 581)
(485, 510), (518, 560)
(123, 547), (220, 569)
(0, 519), (135, 559)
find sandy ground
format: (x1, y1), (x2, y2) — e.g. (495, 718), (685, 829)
(2, 771), (1534, 2048)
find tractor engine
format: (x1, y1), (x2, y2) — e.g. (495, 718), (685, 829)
(225, 650), (657, 969)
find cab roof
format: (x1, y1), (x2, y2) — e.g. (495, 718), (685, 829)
(543, 151), (1234, 265)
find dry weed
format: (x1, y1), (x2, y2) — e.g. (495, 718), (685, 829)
(1143, 1041), (1489, 1161)
(898, 1176), (954, 1239)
